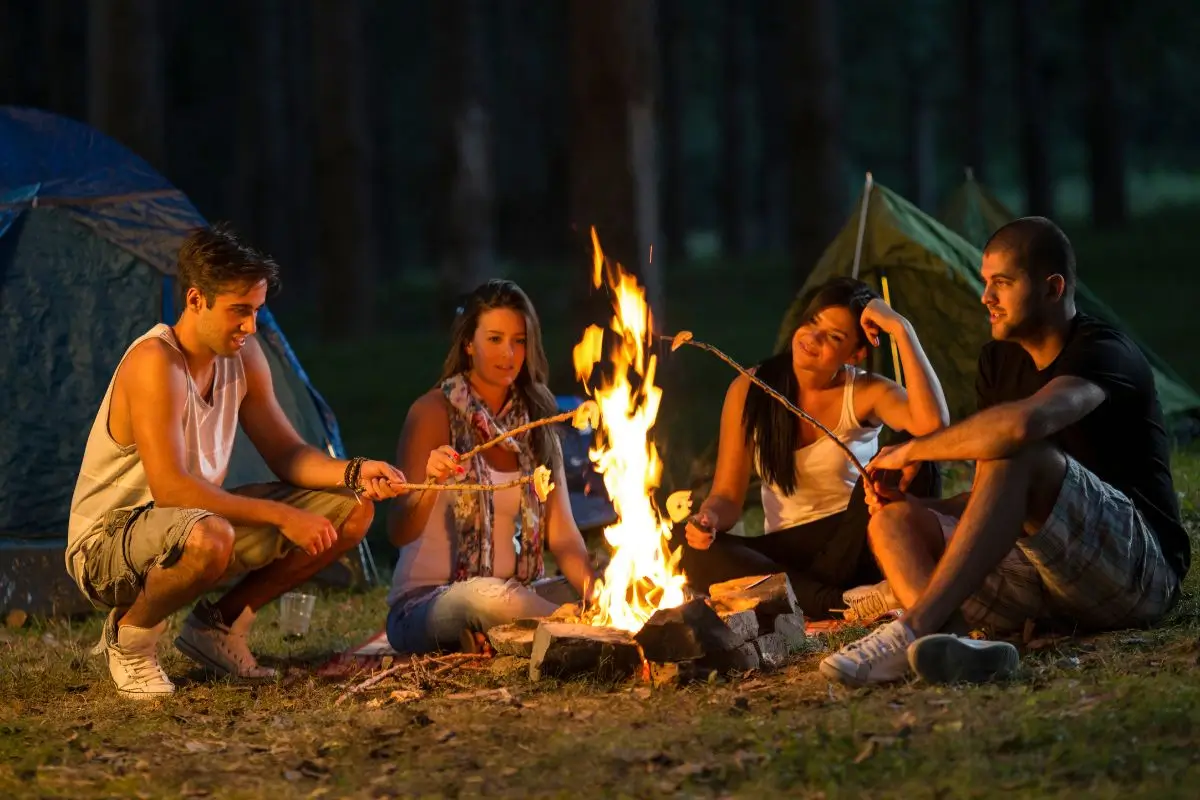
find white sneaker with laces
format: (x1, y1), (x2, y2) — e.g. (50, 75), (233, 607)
(819, 619), (916, 687)
(841, 580), (901, 622)
(175, 600), (276, 679)
(97, 608), (176, 699)
(907, 633), (1019, 684)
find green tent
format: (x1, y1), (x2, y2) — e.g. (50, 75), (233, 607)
(938, 173), (1200, 417)
(777, 181), (990, 425)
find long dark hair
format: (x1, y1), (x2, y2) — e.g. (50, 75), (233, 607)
(743, 277), (879, 493)
(440, 279), (560, 469)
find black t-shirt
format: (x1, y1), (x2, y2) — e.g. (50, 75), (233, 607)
(976, 314), (1190, 581)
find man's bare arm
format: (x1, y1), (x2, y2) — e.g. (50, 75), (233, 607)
(125, 340), (293, 528)
(906, 377), (1107, 463)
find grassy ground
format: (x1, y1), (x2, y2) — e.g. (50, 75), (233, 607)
(2, 451), (1199, 798)
(5, 206), (1200, 797)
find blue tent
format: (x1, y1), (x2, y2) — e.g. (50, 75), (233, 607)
(0, 107), (370, 612)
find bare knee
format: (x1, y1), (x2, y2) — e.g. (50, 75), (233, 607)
(869, 500), (943, 557)
(338, 500), (374, 547)
(184, 516), (235, 581)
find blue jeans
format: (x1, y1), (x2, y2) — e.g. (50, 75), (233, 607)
(386, 576), (579, 655)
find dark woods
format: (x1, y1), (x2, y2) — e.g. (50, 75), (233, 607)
(2, 0), (1198, 340)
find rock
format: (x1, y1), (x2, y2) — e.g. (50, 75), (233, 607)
(770, 612), (807, 652)
(717, 609), (759, 643)
(754, 632), (789, 669)
(486, 620), (541, 657)
(633, 599), (743, 662)
(708, 573), (801, 619)
(695, 641), (760, 674)
(528, 623), (642, 682)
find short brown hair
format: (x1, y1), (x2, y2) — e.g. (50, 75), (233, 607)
(177, 223), (281, 306)
(983, 216), (1076, 289)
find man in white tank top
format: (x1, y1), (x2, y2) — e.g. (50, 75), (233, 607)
(68, 224), (409, 700)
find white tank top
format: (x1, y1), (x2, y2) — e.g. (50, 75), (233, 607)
(387, 463), (522, 606)
(758, 366), (880, 534)
(66, 324), (246, 578)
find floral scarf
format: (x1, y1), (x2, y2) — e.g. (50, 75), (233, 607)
(441, 373), (546, 584)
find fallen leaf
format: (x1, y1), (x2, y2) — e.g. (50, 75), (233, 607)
(283, 769), (303, 781)
(184, 741), (211, 753)
(387, 689), (423, 704)
(853, 739), (878, 764)
(434, 729), (456, 744)
(4, 610), (27, 629)
(933, 720), (964, 733)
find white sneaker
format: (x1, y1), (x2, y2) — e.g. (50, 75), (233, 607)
(174, 600), (276, 679)
(907, 633), (1019, 684)
(842, 580), (901, 622)
(819, 619), (915, 687)
(97, 608), (176, 699)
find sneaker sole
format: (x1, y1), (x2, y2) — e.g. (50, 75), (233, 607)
(174, 634), (276, 679)
(908, 634), (1019, 684)
(117, 687), (175, 700)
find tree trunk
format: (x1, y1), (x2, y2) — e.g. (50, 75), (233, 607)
(236, 0), (292, 271)
(960, 0), (986, 180)
(657, 0), (686, 267)
(87, 0), (165, 171)
(311, 0), (376, 339)
(785, 0), (846, 288)
(719, 0), (754, 257)
(1084, 0), (1127, 228)
(568, 0), (662, 317)
(433, 0), (495, 322)
(1013, 0), (1053, 217)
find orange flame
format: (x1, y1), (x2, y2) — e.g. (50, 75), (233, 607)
(573, 229), (687, 633)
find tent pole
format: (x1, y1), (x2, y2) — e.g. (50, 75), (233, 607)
(850, 172), (874, 279)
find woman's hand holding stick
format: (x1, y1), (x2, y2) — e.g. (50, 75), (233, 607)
(660, 331), (877, 500)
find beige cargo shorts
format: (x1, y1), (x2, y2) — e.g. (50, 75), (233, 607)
(71, 482), (359, 609)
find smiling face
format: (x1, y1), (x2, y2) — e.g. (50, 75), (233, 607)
(466, 307), (528, 392)
(790, 305), (867, 373)
(980, 250), (1051, 342)
(187, 279), (268, 357)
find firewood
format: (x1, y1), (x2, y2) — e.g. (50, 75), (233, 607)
(528, 623), (642, 682)
(486, 619), (542, 657)
(634, 598), (743, 663)
(716, 608), (760, 643)
(708, 573), (802, 619)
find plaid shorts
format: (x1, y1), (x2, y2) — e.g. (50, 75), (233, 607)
(70, 482), (358, 609)
(939, 456), (1181, 634)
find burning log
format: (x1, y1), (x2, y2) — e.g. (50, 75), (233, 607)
(632, 598), (744, 663)
(528, 623), (642, 682)
(708, 573), (802, 620)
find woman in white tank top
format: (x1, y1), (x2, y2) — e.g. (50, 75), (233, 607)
(679, 278), (950, 620)
(384, 281), (597, 654)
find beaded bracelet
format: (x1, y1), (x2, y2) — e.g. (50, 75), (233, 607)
(343, 456), (366, 491)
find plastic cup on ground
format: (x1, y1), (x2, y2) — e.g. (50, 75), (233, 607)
(279, 592), (317, 638)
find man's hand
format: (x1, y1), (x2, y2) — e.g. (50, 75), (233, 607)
(868, 440), (916, 474)
(357, 460), (409, 500)
(684, 509), (718, 550)
(859, 298), (909, 347)
(279, 507), (339, 556)
(866, 482), (906, 516)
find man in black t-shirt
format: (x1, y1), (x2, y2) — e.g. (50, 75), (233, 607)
(819, 216), (1188, 688)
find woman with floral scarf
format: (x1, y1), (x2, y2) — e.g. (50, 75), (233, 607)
(385, 280), (597, 654)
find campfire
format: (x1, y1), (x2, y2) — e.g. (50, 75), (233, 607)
(572, 228), (688, 633)
(482, 231), (808, 684)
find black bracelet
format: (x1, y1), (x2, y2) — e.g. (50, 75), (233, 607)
(343, 456), (366, 490)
